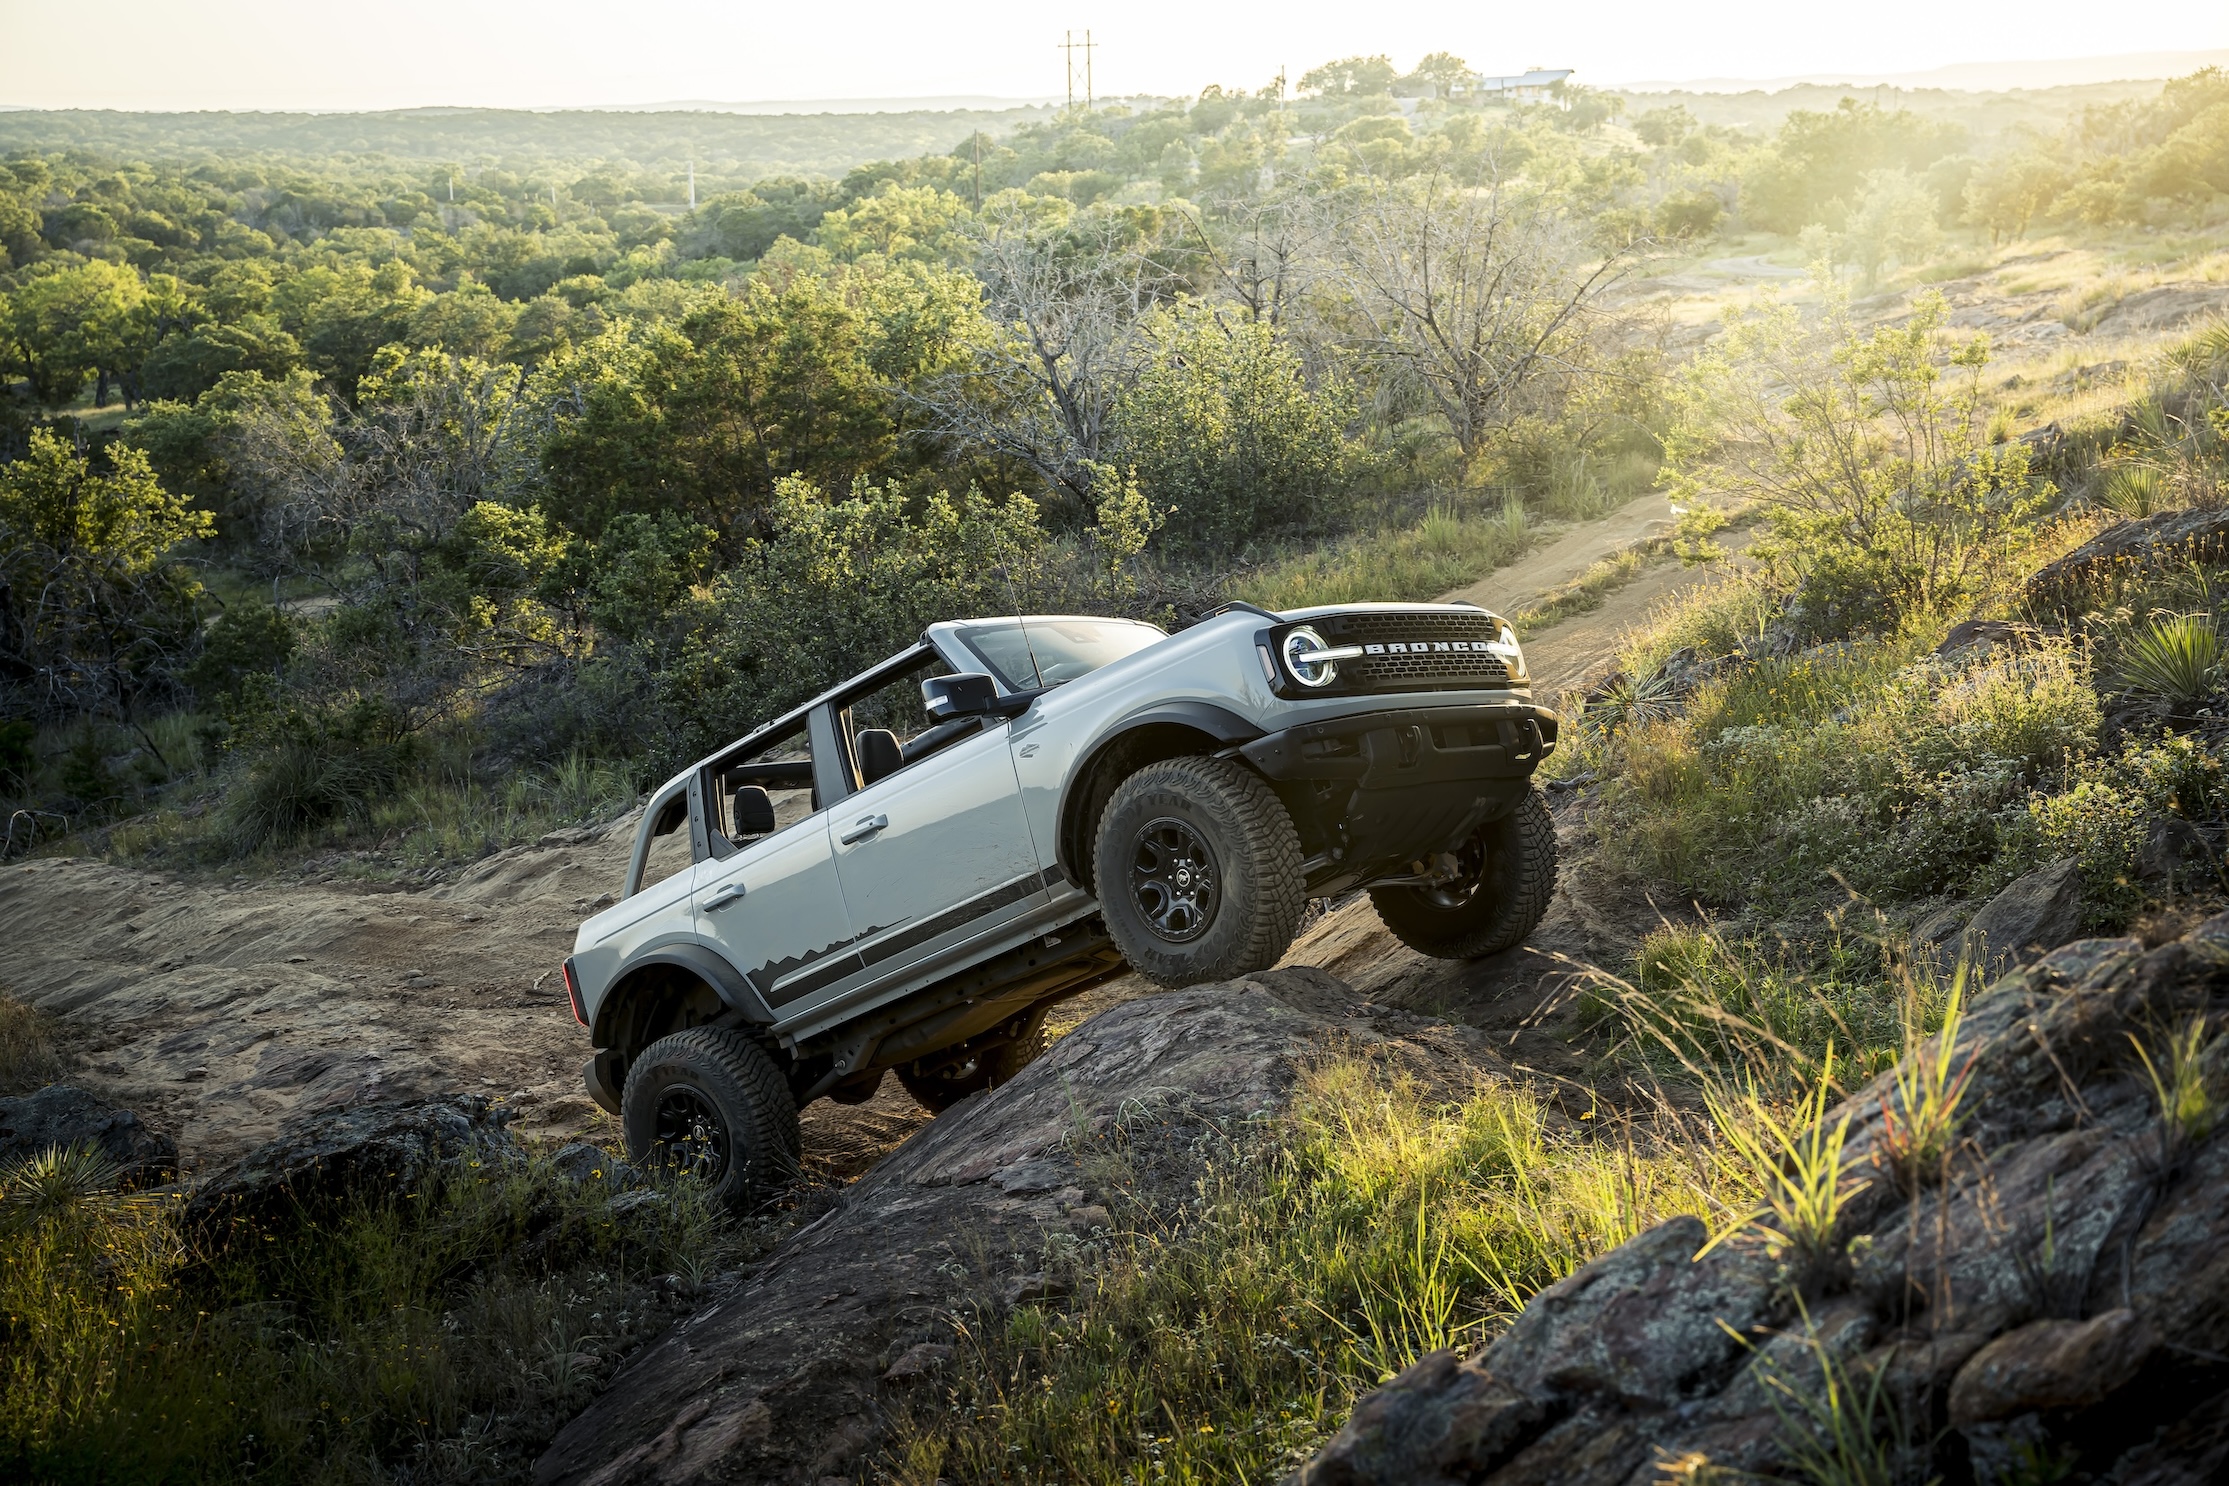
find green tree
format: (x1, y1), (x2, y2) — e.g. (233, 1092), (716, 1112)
(660, 477), (1045, 755)
(1740, 101), (1965, 233)
(1300, 55), (1399, 98)
(1963, 152), (2067, 243)
(3, 260), (146, 407)
(0, 430), (212, 721)
(533, 279), (894, 550)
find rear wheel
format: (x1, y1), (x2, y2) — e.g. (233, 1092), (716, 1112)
(1369, 787), (1558, 960)
(896, 1008), (1049, 1114)
(1094, 756), (1306, 988)
(621, 1027), (799, 1210)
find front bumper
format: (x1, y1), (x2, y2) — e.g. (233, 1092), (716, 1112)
(1239, 700), (1559, 890)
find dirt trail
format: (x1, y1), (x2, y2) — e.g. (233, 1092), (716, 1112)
(0, 821), (932, 1175)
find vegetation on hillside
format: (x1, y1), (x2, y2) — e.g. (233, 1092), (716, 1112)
(4, 54), (2229, 1485)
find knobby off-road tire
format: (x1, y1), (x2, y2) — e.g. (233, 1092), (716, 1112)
(1094, 755), (1306, 988)
(621, 1027), (800, 1211)
(895, 1008), (1049, 1114)
(1369, 786), (1558, 960)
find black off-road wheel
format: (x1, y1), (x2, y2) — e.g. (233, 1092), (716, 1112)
(1094, 755), (1306, 988)
(621, 1027), (799, 1211)
(1369, 787), (1558, 960)
(896, 1008), (1049, 1114)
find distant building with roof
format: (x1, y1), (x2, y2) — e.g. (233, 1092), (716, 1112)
(1468, 68), (1574, 103)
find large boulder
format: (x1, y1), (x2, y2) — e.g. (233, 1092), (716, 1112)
(1962, 857), (2085, 977)
(1290, 916), (2229, 1486)
(0, 1083), (176, 1184)
(185, 1093), (522, 1245)
(533, 968), (1510, 1486)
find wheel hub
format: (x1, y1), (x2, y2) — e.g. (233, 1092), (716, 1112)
(1419, 836), (1489, 910)
(1129, 817), (1219, 943)
(651, 1083), (729, 1183)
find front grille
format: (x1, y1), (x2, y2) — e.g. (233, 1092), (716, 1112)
(1314, 612), (1512, 691)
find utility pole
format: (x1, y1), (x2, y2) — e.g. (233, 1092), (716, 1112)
(1061, 30), (1073, 110)
(1085, 29), (1094, 109)
(688, 159), (696, 209)
(972, 132), (982, 209)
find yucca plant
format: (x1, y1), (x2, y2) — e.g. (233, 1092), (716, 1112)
(2101, 464), (2169, 517)
(0, 1142), (123, 1224)
(2120, 614), (2224, 709)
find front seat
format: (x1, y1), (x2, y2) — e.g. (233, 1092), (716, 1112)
(854, 728), (904, 787)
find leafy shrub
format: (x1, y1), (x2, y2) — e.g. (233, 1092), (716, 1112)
(223, 701), (413, 851)
(1116, 302), (1353, 557)
(0, 1139), (748, 1481)
(181, 597), (294, 703)
(656, 478), (1048, 762)
(1665, 292), (2048, 641)
(1596, 636), (2103, 907)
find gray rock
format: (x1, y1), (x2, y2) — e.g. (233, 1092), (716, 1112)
(1287, 912), (2229, 1486)
(1910, 902), (1971, 977)
(0, 1084), (176, 1184)
(1963, 857), (2084, 977)
(185, 1094), (521, 1246)
(534, 968), (1514, 1486)
(2135, 816), (2209, 887)
(549, 1141), (639, 1188)
(1934, 619), (2044, 660)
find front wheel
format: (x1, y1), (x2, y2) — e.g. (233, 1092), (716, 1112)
(1369, 787), (1558, 960)
(621, 1027), (800, 1210)
(1093, 755), (1306, 988)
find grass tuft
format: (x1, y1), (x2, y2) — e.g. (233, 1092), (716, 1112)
(0, 989), (67, 1097)
(1234, 501), (1533, 610)
(880, 1060), (1738, 1485)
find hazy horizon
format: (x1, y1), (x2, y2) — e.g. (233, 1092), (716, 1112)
(2, 0), (2225, 114)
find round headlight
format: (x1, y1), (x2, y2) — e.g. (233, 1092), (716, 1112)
(1486, 622), (1526, 680)
(1282, 626), (1339, 687)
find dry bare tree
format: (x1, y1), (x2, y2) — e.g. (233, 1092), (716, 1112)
(916, 211), (1178, 503)
(1319, 170), (1639, 473)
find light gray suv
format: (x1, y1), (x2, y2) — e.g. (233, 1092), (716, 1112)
(560, 601), (1559, 1205)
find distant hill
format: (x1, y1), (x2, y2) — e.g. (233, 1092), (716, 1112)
(0, 104), (1062, 182)
(1606, 77), (2178, 140)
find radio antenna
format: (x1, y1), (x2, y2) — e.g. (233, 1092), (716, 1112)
(991, 563), (1044, 687)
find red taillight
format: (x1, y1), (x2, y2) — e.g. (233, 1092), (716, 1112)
(562, 959), (588, 1028)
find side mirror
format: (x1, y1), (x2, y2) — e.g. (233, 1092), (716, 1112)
(732, 785), (777, 837)
(923, 671), (1032, 720)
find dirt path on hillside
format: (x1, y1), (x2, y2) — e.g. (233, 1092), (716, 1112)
(0, 823), (934, 1177)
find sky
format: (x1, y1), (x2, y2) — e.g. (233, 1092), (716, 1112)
(2, 0), (2226, 111)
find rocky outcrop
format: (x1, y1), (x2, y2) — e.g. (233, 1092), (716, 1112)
(1292, 917), (2229, 1486)
(0, 1083), (176, 1183)
(2027, 508), (2229, 614)
(533, 968), (1511, 1486)
(184, 1093), (522, 1247)
(1962, 857), (2087, 977)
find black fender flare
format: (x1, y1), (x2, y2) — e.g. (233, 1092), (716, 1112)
(1054, 700), (1267, 887)
(591, 940), (774, 1046)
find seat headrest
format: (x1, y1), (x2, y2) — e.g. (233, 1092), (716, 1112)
(855, 728), (904, 787)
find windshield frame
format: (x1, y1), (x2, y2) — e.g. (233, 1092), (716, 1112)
(945, 616), (1166, 692)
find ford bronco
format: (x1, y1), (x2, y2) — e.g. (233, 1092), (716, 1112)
(561, 601), (1559, 1205)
